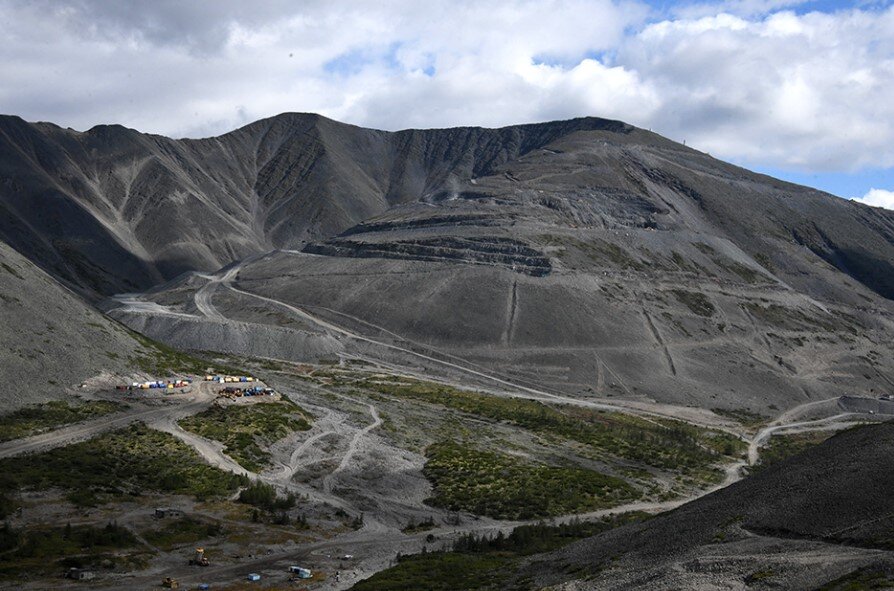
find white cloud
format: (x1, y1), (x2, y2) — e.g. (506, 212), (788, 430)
(853, 188), (894, 210)
(0, 1), (893, 177)
(620, 7), (894, 171)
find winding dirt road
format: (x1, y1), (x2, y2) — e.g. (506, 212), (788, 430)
(83, 257), (892, 589)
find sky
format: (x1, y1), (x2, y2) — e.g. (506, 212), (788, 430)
(1, 0), (893, 209)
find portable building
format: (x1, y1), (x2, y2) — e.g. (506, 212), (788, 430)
(247, 573), (261, 581)
(155, 507), (184, 518)
(65, 568), (95, 580)
(289, 566), (312, 578)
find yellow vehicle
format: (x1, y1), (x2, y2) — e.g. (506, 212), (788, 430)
(162, 577), (179, 589)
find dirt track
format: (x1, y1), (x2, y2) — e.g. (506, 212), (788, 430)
(46, 262), (891, 589)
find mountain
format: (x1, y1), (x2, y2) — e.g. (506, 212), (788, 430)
(2, 112), (894, 413)
(0, 113), (637, 298)
(523, 421), (894, 590)
(0, 239), (149, 408)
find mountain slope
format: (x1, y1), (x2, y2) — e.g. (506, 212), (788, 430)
(5, 112), (892, 301)
(0, 239), (150, 409)
(3, 112), (894, 412)
(0, 114), (633, 298)
(523, 421), (894, 590)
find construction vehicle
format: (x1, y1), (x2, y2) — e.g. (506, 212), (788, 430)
(162, 577), (180, 589)
(189, 547), (210, 567)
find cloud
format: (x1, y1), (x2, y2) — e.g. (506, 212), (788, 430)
(620, 7), (894, 171)
(853, 188), (894, 210)
(1, 0), (893, 178)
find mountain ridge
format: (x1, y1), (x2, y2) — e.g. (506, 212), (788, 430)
(2, 111), (892, 299)
(2, 110), (894, 412)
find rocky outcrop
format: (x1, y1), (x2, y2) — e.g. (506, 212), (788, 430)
(304, 236), (551, 276)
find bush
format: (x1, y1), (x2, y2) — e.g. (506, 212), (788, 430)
(179, 401), (311, 471)
(237, 481), (296, 512)
(0, 424), (249, 503)
(353, 514), (647, 591)
(0, 522), (141, 579)
(0, 400), (124, 443)
(366, 379), (743, 472)
(423, 441), (638, 520)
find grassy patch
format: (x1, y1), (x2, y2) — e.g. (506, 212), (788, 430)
(541, 236), (645, 271)
(423, 441), (638, 519)
(364, 379), (743, 472)
(752, 431), (831, 472)
(179, 401), (312, 472)
(352, 515), (647, 591)
(817, 567), (894, 591)
(743, 303), (842, 333)
(353, 552), (510, 591)
(745, 569), (776, 584)
(0, 424), (248, 504)
(0, 400), (124, 443)
(713, 257), (764, 283)
(402, 516), (436, 534)
(712, 408), (767, 429)
(669, 289), (716, 317)
(753, 252), (775, 272)
(143, 517), (224, 551)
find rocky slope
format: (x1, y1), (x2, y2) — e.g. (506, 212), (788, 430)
(3, 112), (893, 301)
(0, 114), (634, 298)
(0, 239), (149, 409)
(523, 421), (894, 590)
(3, 112), (894, 412)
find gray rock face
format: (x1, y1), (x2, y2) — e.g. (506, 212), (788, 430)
(0, 240), (146, 409)
(6, 112), (891, 302)
(3, 112), (894, 412)
(0, 113), (633, 298)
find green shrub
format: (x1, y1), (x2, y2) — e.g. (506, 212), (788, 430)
(0, 400), (124, 443)
(0, 522), (140, 578)
(353, 514), (647, 591)
(751, 431), (830, 473)
(179, 401), (311, 471)
(0, 424), (248, 503)
(670, 289), (716, 317)
(237, 480), (296, 512)
(366, 379), (742, 471)
(423, 441), (638, 520)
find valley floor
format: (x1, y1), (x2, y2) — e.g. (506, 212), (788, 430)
(0, 257), (889, 590)
(0, 352), (885, 590)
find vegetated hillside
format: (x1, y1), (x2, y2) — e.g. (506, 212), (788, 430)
(4, 112), (894, 412)
(0, 239), (147, 409)
(522, 422), (894, 590)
